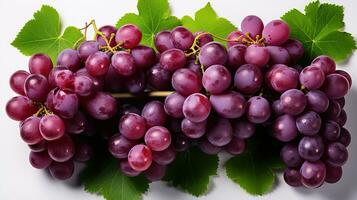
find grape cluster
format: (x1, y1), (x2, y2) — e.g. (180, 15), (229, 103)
(6, 14), (352, 187)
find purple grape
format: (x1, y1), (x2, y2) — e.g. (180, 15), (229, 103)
(298, 135), (324, 161)
(227, 30), (245, 48)
(280, 89), (306, 115)
(47, 135), (75, 162)
(9, 70), (30, 95)
(120, 160), (140, 177)
(311, 55), (336, 75)
(111, 51), (136, 76)
(306, 90), (330, 113)
(83, 91), (117, 120)
(322, 74), (349, 99)
(339, 128), (351, 147)
(325, 164), (342, 183)
(300, 160), (326, 188)
(74, 75), (94, 96)
(225, 137), (245, 155)
(119, 113), (147, 140)
(115, 24), (142, 49)
(6, 96), (37, 121)
(206, 118), (233, 147)
(281, 144), (302, 167)
(131, 45), (156, 69)
(335, 70), (352, 88)
(209, 91), (246, 118)
(152, 145), (176, 165)
(202, 65), (231, 94)
(74, 142), (93, 162)
(272, 100), (284, 115)
(171, 26), (194, 51)
(28, 140), (47, 152)
(266, 46), (290, 65)
(24, 74), (49, 102)
(78, 40), (99, 61)
(227, 44), (246, 69)
(273, 114), (298, 142)
(54, 69), (75, 90)
(181, 118), (206, 139)
(241, 15), (264, 38)
(262, 20), (290, 45)
(76, 68), (104, 91)
(296, 111), (321, 136)
(244, 45), (269, 67)
(154, 30), (175, 53)
(233, 120), (255, 139)
(322, 121), (341, 141)
(85, 51), (110, 77)
(63, 111), (87, 134)
(234, 64), (263, 94)
(336, 109), (347, 127)
(125, 71), (146, 94)
(266, 64), (299, 93)
(199, 139), (222, 155)
(164, 92), (185, 118)
(195, 32), (213, 47)
(52, 89), (79, 119)
(299, 65), (325, 90)
(186, 59), (203, 77)
(108, 134), (137, 159)
(57, 49), (81, 72)
(120, 104), (141, 116)
(97, 25), (117, 47)
(39, 114), (65, 141)
(183, 93), (211, 123)
(160, 48), (186, 71)
(284, 168), (302, 187)
(49, 160), (74, 180)
(28, 53), (53, 76)
(246, 96), (271, 124)
(198, 42), (228, 68)
(144, 162), (166, 182)
(142, 101), (167, 127)
(128, 144), (152, 172)
(336, 97), (345, 108)
(282, 39), (304, 62)
(325, 142), (348, 167)
(29, 151), (52, 169)
(146, 64), (171, 90)
(20, 116), (43, 144)
(145, 126), (171, 151)
(172, 68), (202, 96)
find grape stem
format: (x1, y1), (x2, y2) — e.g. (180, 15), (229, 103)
(33, 103), (52, 117)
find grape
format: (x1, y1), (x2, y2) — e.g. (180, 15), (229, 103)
(266, 64), (299, 93)
(111, 51), (136, 76)
(119, 113), (147, 140)
(225, 137), (245, 155)
(47, 135), (75, 162)
(85, 51), (110, 76)
(183, 93), (211, 123)
(296, 111), (321, 136)
(282, 39), (304, 62)
(336, 97), (345, 108)
(83, 92), (117, 120)
(164, 92), (185, 118)
(280, 89), (306, 115)
(244, 45), (269, 67)
(152, 145), (176, 165)
(144, 126), (171, 151)
(120, 160), (140, 177)
(141, 101), (167, 127)
(54, 69), (75, 90)
(186, 59), (203, 77)
(246, 96), (271, 124)
(48, 66), (68, 89)
(322, 121), (341, 141)
(172, 68), (202, 96)
(74, 142), (93, 162)
(6, 96), (37, 121)
(24, 74), (49, 102)
(306, 90), (330, 113)
(280, 144), (302, 167)
(57, 49), (81, 72)
(325, 164), (342, 183)
(227, 30), (244, 48)
(339, 128), (351, 147)
(298, 135), (324, 161)
(272, 100), (284, 115)
(322, 73), (349, 99)
(181, 118), (206, 139)
(234, 64), (263, 94)
(120, 104), (141, 116)
(39, 114), (65, 141)
(128, 144), (152, 172)
(198, 42), (228, 68)
(29, 151), (52, 169)
(173, 134), (190, 152)
(262, 19), (290, 45)
(28, 53), (53, 76)
(28, 140), (47, 152)
(266, 46), (290, 65)
(195, 32), (213, 47)
(9, 70), (30, 95)
(20, 116), (43, 144)
(227, 44), (246, 69)
(147, 64), (171, 90)
(171, 26), (194, 51)
(336, 109), (347, 127)
(273, 114), (298, 142)
(74, 75), (94, 96)
(77, 68), (104, 91)
(241, 15), (264, 38)
(202, 65), (231, 94)
(209, 91), (246, 118)
(311, 55), (336, 75)
(199, 139), (222, 155)
(63, 111), (87, 134)
(300, 160), (326, 188)
(103, 65), (125, 92)
(325, 142), (348, 167)
(78, 40), (99, 61)
(52, 89), (79, 119)
(160, 48), (186, 71)
(206, 118), (233, 147)
(49, 160), (74, 180)
(299, 65), (325, 90)
(125, 71), (146, 94)
(108, 134), (137, 159)
(154, 30), (175, 53)
(115, 24), (142, 49)
(335, 70), (352, 88)
(233, 120), (255, 139)
(284, 168), (302, 187)
(97, 25), (117, 47)
(131, 45), (156, 69)
(144, 162), (166, 182)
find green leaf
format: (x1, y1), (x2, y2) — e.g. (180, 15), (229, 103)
(116, 0), (181, 47)
(11, 5), (83, 62)
(164, 147), (219, 196)
(81, 158), (149, 200)
(181, 3), (237, 43)
(281, 0), (356, 63)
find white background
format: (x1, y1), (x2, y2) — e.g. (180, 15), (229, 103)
(0, 0), (356, 199)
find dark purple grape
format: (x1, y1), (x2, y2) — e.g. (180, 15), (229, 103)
(206, 118), (233, 147)
(142, 101), (167, 127)
(28, 53), (53, 76)
(280, 89), (306, 115)
(198, 42), (228, 68)
(181, 118), (206, 139)
(282, 39), (304, 62)
(299, 65), (325, 90)
(233, 120), (255, 139)
(273, 114), (298, 142)
(199, 139), (222, 155)
(335, 70), (352, 88)
(29, 151), (52, 169)
(145, 126), (171, 151)
(20, 116), (43, 144)
(97, 25), (117, 47)
(284, 168), (302, 187)
(83, 92), (117, 120)
(78, 40), (99, 61)
(119, 113), (147, 140)
(164, 92), (185, 118)
(111, 51), (136, 76)
(325, 99), (341, 118)
(172, 68), (202, 96)
(183, 93), (211, 123)
(128, 144), (152, 172)
(186, 59), (203, 77)
(49, 160), (74, 180)
(160, 48), (186, 71)
(262, 20), (290, 45)
(115, 24), (142, 49)
(171, 26), (194, 51)
(266, 64), (299, 93)
(244, 45), (269, 67)
(24, 74), (49, 102)
(296, 111), (321, 136)
(246, 96), (271, 124)
(85, 51), (110, 77)
(120, 160), (140, 177)
(241, 15), (264, 38)
(311, 55), (336, 75)
(325, 164), (342, 183)
(131, 45), (156, 69)
(74, 75), (94, 96)
(202, 65), (231, 94)
(125, 71), (146, 94)
(28, 140), (47, 152)
(52, 89), (79, 119)
(108, 134), (137, 159)
(306, 90), (330, 113)
(120, 104), (141, 116)
(266, 46), (290, 65)
(336, 109), (347, 127)
(63, 111), (87, 134)
(322, 121), (341, 141)
(154, 30), (174, 53)
(336, 97), (345, 108)
(9, 70), (30, 95)
(272, 100), (284, 116)
(39, 114), (65, 141)
(298, 135), (324, 161)
(146, 64), (171, 90)
(209, 91), (246, 118)
(325, 142), (348, 167)
(339, 128), (351, 147)
(152, 145), (176, 165)
(281, 144), (302, 168)
(6, 96), (37, 121)
(195, 32), (213, 47)
(144, 162), (166, 182)
(300, 160), (326, 188)
(227, 44), (246, 69)
(234, 64), (263, 94)
(225, 137), (245, 155)
(57, 49), (81, 72)
(47, 135), (75, 162)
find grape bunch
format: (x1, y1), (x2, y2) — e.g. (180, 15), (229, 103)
(6, 14), (352, 188)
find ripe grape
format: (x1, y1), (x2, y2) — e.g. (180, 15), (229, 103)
(9, 70), (30, 95)
(300, 161), (326, 188)
(234, 64), (263, 94)
(142, 101), (167, 127)
(325, 142), (348, 167)
(244, 45), (269, 67)
(128, 144), (152, 172)
(198, 42), (228, 68)
(29, 151), (52, 169)
(325, 164), (342, 183)
(119, 113), (147, 140)
(202, 65), (231, 94)
(171, 26), (194, 51)
(273, 114), (298, 142)
(186, 59), (203, 77)
(83, 92), (117, 120)
(284, 168), (302, 187)
(154, 31), (175, 53)
(131, 45), (156, 69)
(120, 160), (140, 177)
(246, 96), (271, 124)
(49, 160), (74, 180)
(232, 120), (255, 139)
(181, 118), (206, 139)
(20, 116), (43, 144)
(321, 73), (349, 99)
(282, 39), (304, 62)
(280, 143), (302, 167)
(108, 134), (137, 159)
(299, 65), (325, 90)
(47, 135), (75, 162)
(160, 48), (186, 71)
(272, 100), (284, 115)
(225, 137), (245, 155)
(147, 64), (171, 90)
(144, 126), (171, 151)
(298, 135), (324, 161)
(28, 53), (53, 76)
(57, 49), (81, 72)
(144, 162), (166, 182)
(172, 68), (202, 96)
(125, 71), (146, 94)
(266, 46), (290, 65)
(296, 111), (321, 136)
(6, 96), (37, 121)
(227, 30), (244, 47)
(24, 74), (49, 102)
(28, 140), (47, 152)
(85, 51), (110, 76)
(78, 40), (99, 61)
(241, 15), (264, 38)
(199, 139), (222, 155)
(311, 55), (336, 75)
(54, 69), (75, 90)
(335, 70), (352, 88)
(63, 111), (87, 134)
(152, 145), (176, 165)
(322, 121), (341, 141)
(74, 75), (94, 96)
(209, 91), (246, 118)
(183, 93), (211, 123)
(52, 89), (79, 119)
(227, 44), (246, 69)
(97, 25), (117, 47)
(280, 89), (306, 115)
(77, 68), (104, 91)
(306, 90), (330, 113)
(195, 32), (213, 47)
(206, 118), (233, 147)
(39, 114), (65, 141)
(115, 24), (142, 49)
(339, 128), (351, 147)
(262, 19), (290, 45)
(111, 51), (136, 76)
(266, 64), (299, 93)
(164, 92), (185, 118)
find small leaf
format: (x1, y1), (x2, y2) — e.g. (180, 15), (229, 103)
(281, 0), (356, 63)
(181, 3), (237, 43)
(164, 147), (219, 196)
(11, 5), (83, 62)
(81, 158), (149, 200)
(116, 0), (181, 48)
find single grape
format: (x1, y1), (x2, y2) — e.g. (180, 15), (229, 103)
(20, 116), (43, 144)
(171, 26), (194, 51)
(128, 144), (152, 172)
(172, 68), (202, 96)
(160, 48), (186, 71)
(144, 162), (166, 182)
(225, 137), (245, 155)
(74, 142), (93, 162)
(125, 71), (146, 94)
(181, 118), (206, 139)
(234, 64), (263, 94)
(115, 24), (142, 49)
(6, 96), (37, 121)
(186, 59), (203, 77)
(306, 90), (330, 113)
(154, 30), (175, 53)
(63, 111), (87, 134)
(280, 143), (302, 167)
(28, 140), (47, 152)
(273, 114), (298, 142)
(298, 135), (324, 161)
(272, 100), (284, 116)
(108, 134), (137, 159)
(325, 142), (348, 167)
(111, 51), (136, 76)
(241, 15), (264, 38)
(119, 113), (147, 140)
(131, 45), (156, 69)
(183, 93), (211, 123)
(227, 44), (246, 69)
(57, 49), (81, 72)
(262, 19), (290, 45)
(282, 39), (304, 62)
(299, 65), (325, 90)
(74, 75), (94, 96)
(284, 168), (302, 187)
(202, 65), (231, 94)
(39, 114), (65, 141)
(97, 25), (117, 47)
(322, 121), (341, 142)
(54, 69), (75, 90)
(24, 74), (49, 102)
(195, 32), (213, 47)
(209, 91), (246, 118)
(311, 55), (336, 75)
(78, 40), (99, 61)
(246, 96), (271, 124)
(49, 66), (69, 88)
(227, 30), (245, 48)
(47, 135), (75, 162)
(152, 145), (176, 165)
(335, 109), (347, 127)
(233, 120), (255, 139)
(300, 160), (326, 188)
(52, 89), (79, 119)
(9, 70), (30, 95)
(206, 118), (233, 147)
(77, 68), (104, 91)
(198, 42), (228, 68)
(266, 64), (299, 93)
(325, 164), (342, 183)
(339, 128), (351, 147)
(164, 92), (185, 118)
(335, 70), (352, 88)
(145, 126), (171, 151)
(146, 64), (171, 90)
(296, 111), (321, 136)
(29, 151), (52, 169)
(28, 53), (53, 76)
(49, 160), (74, 180)
(199, 139), (222, 155)
(321, 73), (349, 99)
(280, 89), (307, 115)
(244, 45), (269, 67)
(85, 51), (110, 77)
(120, 160), (141, 177)
(266, 46), (290, 65)
(83, 91), (117, 120)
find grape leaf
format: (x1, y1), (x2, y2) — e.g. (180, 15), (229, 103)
(116, 0), (181, 47)
(181, 3), (237, 43)
(281, 0), (356, 63)
(81, 158), (149, 200)
(11, 5), (83, 62)
(164, 147), (219, 196)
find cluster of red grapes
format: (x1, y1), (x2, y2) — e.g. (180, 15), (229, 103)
(6, 14), (352, 188)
